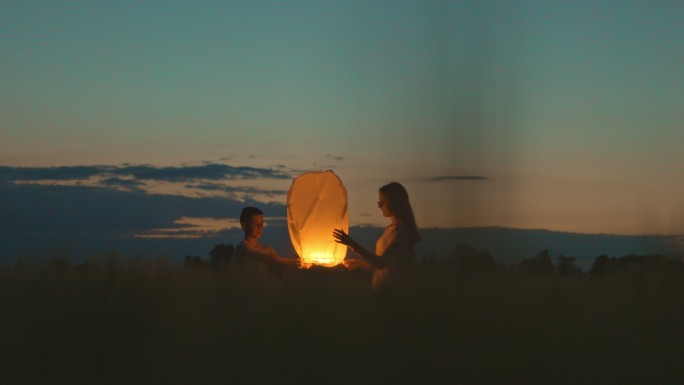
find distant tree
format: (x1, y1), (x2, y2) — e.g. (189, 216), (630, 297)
(452, 244), (498, 275)
(183, 255), (210, 270)
(420, 253), (438, 269)
(48, 258), (70, 272)
(590, 254), (614, 274)
(616, 254), (683, 273)
(75, 262), (93, 271)
(557, 254), (581, 276)
(589, 254), (684, 275)
(210, 243), (234, 271)
(519, 249), (554, 275)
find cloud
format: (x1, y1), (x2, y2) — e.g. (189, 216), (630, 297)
(100, 177), (146, 191)
(0, 163), (294, 202)
(120, 164), (291, 181)
(0, 165), (117, 181)
(0, 181), (287, 253)
(0, 163), (292, 183)
(136, 217), (242, 239)
(0, 180), (288, 231)
(185, 182), (286, 196)
(326, 154), (344, 161)
(427, 175), (488, 182)
(0, 177), (296, 261)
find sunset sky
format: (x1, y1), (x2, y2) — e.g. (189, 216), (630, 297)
(2, 0), (683, 244)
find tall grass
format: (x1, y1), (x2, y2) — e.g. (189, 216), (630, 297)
(1, 256), (683, 385)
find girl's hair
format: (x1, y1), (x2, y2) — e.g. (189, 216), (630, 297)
(240, 206), (263, 224)
(379, 182), (420, 244)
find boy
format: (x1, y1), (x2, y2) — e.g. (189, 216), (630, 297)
(235, 207), (300, 272)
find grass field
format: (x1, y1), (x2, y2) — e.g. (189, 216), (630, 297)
(1, 256), (683, 385)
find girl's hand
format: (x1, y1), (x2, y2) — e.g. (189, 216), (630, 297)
(343, 258), (373, 272)
(332, 229), (353, 247)
(343, 258), (363, 270)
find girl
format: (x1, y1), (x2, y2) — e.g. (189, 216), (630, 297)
(333, 182), (420, 290)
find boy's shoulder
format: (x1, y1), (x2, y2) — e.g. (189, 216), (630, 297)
(236, 240), (274, 255)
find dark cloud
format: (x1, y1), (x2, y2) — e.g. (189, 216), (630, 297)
(2, 181), (679, 267)
(185, 182), (286, 196)
(0, 165), (117, 181)
(326, 154), (344, 161)
(100, 177), (146, 191)
(0, 182), (285, 234)
(428, 175), (488, 182)
(0, 181), (288, 260)
(0, 164), (292, 183)
(118, 164), (291, 181)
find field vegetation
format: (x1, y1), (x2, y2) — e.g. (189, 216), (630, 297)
(2, 246), (683, 384)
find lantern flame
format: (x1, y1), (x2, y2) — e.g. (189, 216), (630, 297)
(306, 252), (337, 267)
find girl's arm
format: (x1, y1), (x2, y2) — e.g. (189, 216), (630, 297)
(343, 258), (374, 272)
(333, 229), (407, 269)
(351, 241), (407, 269)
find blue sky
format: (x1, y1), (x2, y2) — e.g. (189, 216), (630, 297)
(2, 0), (683, 244)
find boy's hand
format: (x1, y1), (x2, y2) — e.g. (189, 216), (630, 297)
(291, 256), (311, 269)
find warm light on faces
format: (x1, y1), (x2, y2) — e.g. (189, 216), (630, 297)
(378, 192), (392, 217)
(242, 215), (265, 240)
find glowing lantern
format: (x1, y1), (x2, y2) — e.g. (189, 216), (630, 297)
(287, 170), (348, 267)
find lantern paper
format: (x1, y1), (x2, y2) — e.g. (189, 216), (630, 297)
(287, 170), (348, 267)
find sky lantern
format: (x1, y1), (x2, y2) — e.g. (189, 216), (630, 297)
(287, 170), (348, 267)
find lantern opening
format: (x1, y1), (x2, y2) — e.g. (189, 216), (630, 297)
(306, 252), (336, 267)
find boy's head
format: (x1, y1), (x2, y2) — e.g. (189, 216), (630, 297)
(240, 207), (265, 239)
(240, 207), (263, 224)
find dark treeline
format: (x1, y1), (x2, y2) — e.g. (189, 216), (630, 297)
(20, 241), (682, 278)
(422, 244), (683, 276)
(172, 242), (684, 278)
(2, 244), (683, 385)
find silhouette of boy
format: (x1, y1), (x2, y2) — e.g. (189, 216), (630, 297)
(235, 207), (300, 273)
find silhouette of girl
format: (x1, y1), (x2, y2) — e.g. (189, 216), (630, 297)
(333, 182), (420, 291)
